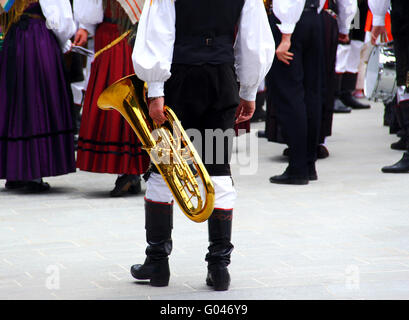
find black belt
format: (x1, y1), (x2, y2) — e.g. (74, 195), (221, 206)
(304, 6), (319, 12)
(175, 35), (234, 47)
(103, 17), (120, 24)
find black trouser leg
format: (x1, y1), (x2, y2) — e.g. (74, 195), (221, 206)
(205, 209), (234, 291)
(130, 199), (173, 287)
(268, 11), (322, 177)
(399, 101), (409, 151)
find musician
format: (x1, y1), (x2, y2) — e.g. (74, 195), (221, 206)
(370, 0), (409, 173)
(131, 0), (275, 291)
(334, 0), (371, 112)
(0, 0), (76, 191)
(74, 0), (150, 197)
(266, 0), (357, 185)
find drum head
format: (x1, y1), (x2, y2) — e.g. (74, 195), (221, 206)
(364, 46), (381, 99)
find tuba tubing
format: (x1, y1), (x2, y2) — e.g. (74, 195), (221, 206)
(97, 74), (215, 223)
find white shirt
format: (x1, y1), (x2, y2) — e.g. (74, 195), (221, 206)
(73, 0), (104, 36)
(273, 0), (357, 35)
(132, 0), (275, 102)
(368, 0), (390, 26)
(39, 0), (77, 52)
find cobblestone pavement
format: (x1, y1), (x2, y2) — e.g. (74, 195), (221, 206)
(1, 101), (409, 300)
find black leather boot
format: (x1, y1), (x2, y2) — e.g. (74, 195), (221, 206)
(333, 74), (352, 113)
(205, 209), (234, 291)
(131, 200), (173, 287)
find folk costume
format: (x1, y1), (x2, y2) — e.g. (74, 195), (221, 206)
(266, 0), (357, 185)
(74, 0), (150, 197)
(334, 0), (371, 112)
(369, 0), (409, 173)
(131, 0), (275, 290)
(0, 0), (77, 191)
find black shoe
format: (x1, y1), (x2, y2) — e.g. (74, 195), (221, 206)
(110, 175), (141, 197)
(269, 171), (309, 185)
(5, 181), (26, 190)
(391, 137), (407, 151)
(340, 94), (371, 109)
(333, 99), (352, 113)
(381, 152), (409, 173)
(25, 180), (50, 193)
(397, 130), (406, 138)
(128, 176), (142, 194)
(317, 145), (329, 159)
(131, 258), (170, 287)
(206, 267), (231, 291)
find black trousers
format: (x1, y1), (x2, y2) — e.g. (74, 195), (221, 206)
(163, 63), (239, 176)
(320, 10), (339, 143)
(394, 38), (409, 88)
(268, 10), (323, 176)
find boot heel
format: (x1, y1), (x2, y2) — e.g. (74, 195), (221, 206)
(150, 275), (170, 287)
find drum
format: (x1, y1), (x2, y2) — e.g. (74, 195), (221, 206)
(364, 43), (397, 102)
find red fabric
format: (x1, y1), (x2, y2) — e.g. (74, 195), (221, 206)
(365, 10), (393, 41)
(324, 0), (329, 10)
(76, 22), (150, 174)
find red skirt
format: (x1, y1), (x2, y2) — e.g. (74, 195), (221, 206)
(76, 23), (150, 174)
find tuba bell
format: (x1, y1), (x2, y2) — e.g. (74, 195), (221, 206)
(97, 74), (215, 223)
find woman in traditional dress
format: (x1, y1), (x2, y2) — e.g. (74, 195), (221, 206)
(74, 0), (149, 197)
(0, 0), (77, 192)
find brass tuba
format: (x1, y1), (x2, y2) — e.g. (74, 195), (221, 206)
(97, 74), (215, 223)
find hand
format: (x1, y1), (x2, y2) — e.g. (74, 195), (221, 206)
(276, 34), (293, 65)
(73, 28), (88, 47)
(235, 99), (256, 124)
(148, 97), (167, 126)
(338, 33), (350, 44)
(371, 26), (387, 45)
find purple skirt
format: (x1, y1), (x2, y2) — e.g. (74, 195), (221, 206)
(0, 7), (76, 181)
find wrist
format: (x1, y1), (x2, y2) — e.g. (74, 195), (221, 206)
(148, 96), (164, 101)
(281, 33), (292, 43)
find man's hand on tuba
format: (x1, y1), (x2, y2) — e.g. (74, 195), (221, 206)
(148, 96), (167, 125)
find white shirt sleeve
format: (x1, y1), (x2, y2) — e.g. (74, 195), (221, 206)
(368, 0), (390, 26)
(337, 0), (358, 35)
(234, 0), (275, 101)
(73, 0), (104, 36)
(272, 0), (306, 34)
(132, 0), (176, 98)
(40, 0), (77, 51)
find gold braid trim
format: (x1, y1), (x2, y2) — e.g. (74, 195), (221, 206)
(0, 0), (39, 35)
(93, 30), (131, 60)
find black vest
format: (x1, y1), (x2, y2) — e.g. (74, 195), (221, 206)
(172, 0), (245, 65)
(305, 0), (319, 9)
